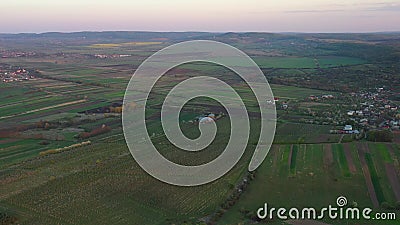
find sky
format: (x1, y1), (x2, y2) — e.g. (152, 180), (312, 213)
(1, 0), (400, 33)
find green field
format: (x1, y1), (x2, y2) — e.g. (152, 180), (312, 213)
(332, 144), (351, 177)
(253, 56), (365, 69)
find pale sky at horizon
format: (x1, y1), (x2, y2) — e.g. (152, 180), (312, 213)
(1, 0), (400, 33)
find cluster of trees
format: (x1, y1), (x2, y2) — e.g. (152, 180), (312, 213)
(366, 130), (393, 142)
(79, 124), (111, 139)
(210, 172), (256, 224)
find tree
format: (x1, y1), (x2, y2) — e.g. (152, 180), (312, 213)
(366, 130), (393, 142)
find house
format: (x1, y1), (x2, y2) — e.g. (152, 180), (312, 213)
(347, 111), (355, 116)
(390, 121), (399, 126)
(356, 110), (363, 116)
(344, 125), (353, 131)
(322, 94), (334, 99)
(342, 125), (360, 134)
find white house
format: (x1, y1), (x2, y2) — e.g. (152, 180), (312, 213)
(344, 125), (353, 131)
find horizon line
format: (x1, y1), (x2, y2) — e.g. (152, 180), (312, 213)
(1, 30), (400, 35)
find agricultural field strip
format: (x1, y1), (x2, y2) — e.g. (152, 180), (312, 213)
(0, 95), (58, 109)
(369, 143), (398, 204)
(32, 83), (110, 95)
(385, 144), (400, 201)
(43, 84), (84, 89)
(332, 144), (351, 177)
(357, 143), (380, 208)
(0, 144), (59, 161)
(0, 96), (81, 117)
(28, 80), (78, 87)
(343, 143), (357, 174)
(0, 95), (68, 110)
(47, 86), (105, 95)
(0, 99), (87, 120)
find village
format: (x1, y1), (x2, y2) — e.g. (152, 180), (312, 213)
(93, 54), (131, 59)
(0, 66), (34, 83)
(281, 87), (400, 138)
(1, 50), (37, 58)
(346, 88), (400, 130)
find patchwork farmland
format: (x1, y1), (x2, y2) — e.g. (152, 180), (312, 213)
(1, 32), (400, 224)
(218, 143), (400, 224)
(2, 141), (399, 224)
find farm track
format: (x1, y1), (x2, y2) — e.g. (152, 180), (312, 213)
(338, 134), (344, 143)
(357, 142), (379, 208)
